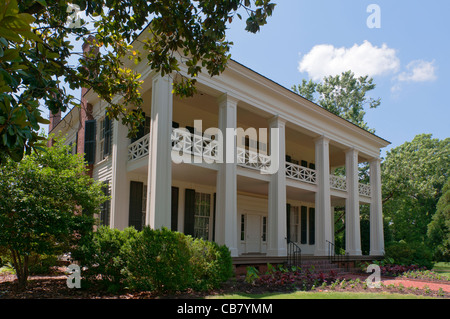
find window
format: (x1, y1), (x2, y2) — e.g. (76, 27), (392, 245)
(100, 181), (110, 226)
(84, 120), (96, 164)
(262, 216), (267, 242)
(194, 193), (211, 240)
(99, 114), (112, 161)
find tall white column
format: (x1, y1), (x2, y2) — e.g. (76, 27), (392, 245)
(345, 148), (362, 256)
(370, 157), (385, 256)
(215, 94), (238, 257)
(146, 74), (173, 229)
(267, 116), (287, 257)
(111, 119), (130, 230)
(314, 136), (333, 256)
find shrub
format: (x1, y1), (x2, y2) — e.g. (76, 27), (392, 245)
(385, 241), (434, 269)
(73, 226), (139, 292)
(125, 227), (194, 292)
(188, 237), (233, 291)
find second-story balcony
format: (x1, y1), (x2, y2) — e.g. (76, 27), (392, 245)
(127, 130), (371, 198)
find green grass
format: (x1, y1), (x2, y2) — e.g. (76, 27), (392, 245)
(208, 291), (435, 300)
(432, 262), (450, 279)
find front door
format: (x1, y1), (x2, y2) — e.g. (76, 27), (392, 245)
(246, 214), (262, 253)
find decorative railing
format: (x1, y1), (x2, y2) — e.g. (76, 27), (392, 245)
(358, 183), (371, 197)
(286, 240), (302, 268)
(128, 133), (150, 161)
(236, 147), (272, 173)
(285, 162), (317, 184)
(171, 128), (220, 162)
(330, 175), (347, 191)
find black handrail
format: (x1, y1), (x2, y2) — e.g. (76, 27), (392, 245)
(326, 240), (349, 271)
(286, 239), (302, 268)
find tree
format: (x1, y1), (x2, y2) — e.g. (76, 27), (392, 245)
(292, 70), (381, 132)
(427, 177), (450, 261)
(0, 137), (106, 288)
(0, 0), (276, 163)
(382, 134), (450, 246)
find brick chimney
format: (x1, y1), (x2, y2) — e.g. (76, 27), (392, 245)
(47, 110), (62, 147)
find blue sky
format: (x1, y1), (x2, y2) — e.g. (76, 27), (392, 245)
(225, 0), (450, 156)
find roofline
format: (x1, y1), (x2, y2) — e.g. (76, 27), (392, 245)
(228, 59), (391, 146)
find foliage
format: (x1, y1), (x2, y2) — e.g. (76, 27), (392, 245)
(292, 70), (380, 132)
(76, 227), (233, 293)
(427, 177), (450, 261)
(0, 0), (276, 163)
(382, 134), (449, 248)
(384, 241), (434, 270)
(401, 269), (450, 282)
(244, 264), (340, 291)
(72, 226), (139, 292)
(0, 137), (106, 288)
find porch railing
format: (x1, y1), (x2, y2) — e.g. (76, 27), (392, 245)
(236, 147), (272, 173)
(285, 162), (317, 184)
(128, 134), (150, 161)
(329, 175), (347, 191)
(286, 240), (302, 268)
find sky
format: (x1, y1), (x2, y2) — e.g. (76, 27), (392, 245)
(225, 0), (450, 156)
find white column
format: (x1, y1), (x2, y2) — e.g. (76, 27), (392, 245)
(314, 136), (333, 256)
(146, 74), (173, 229)
(345, 148), (362, 256)
(215, 94), (238, 257)
(111, 119), (130, 230)
(370, 157), (385, 256)
(267, 116), (287, 256)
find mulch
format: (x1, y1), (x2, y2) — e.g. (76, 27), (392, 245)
(1, 268), (449, 299)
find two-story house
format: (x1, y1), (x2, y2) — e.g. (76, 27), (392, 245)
(48, 34), (390, 266)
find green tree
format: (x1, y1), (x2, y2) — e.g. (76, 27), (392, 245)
(382, 134), (450, 246)
(427, 177), (450, 261)
(0, 137), (106, 289)
(292, 70), (380, 132)
(0, 0), (276, 163)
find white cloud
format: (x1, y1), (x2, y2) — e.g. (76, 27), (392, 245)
(298, 40), (400, 80)
(396, 60), (437, 82)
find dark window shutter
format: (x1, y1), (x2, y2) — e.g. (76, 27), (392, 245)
(286, 203), (291, 243)
(300, 206), (307, 244)
(104, 113), (112, 156)
(301, 160), (308, 168)
(84, 120), (96, 164)
(309, 163), (316, 170)
(171, 187), (179, 231)
(184, 189), (196, 236)
(309, 207), (315, 245)
(100, 181), (110, 226)
(129, 181), (143, 231)
(212, 193), (216, 242)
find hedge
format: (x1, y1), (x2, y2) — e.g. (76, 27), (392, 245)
(75, 226), (233, 293)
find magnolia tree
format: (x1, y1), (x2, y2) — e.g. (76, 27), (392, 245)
(0, 138), (106, 289)
(0, 0), (276, 163)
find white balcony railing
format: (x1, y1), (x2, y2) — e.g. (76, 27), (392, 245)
(330, 175), (347, 191)
(236, 147), (272, 173)
(359, 183), (371, 197)
(128, 134), (150, 161)
(171, 128), (220, 162)
(285, 162), (317, 184)
(127, 131), (371, 197)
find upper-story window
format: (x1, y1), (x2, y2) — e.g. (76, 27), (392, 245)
(99, 115), (112, 161)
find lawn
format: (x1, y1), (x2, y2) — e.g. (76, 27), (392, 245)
(209, 291), (435, 299)
(432, 262), (450, 279)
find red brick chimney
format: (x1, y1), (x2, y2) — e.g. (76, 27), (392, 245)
(47, 110), (62, 146)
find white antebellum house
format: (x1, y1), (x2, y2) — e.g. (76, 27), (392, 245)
(48, 36), (390, 264)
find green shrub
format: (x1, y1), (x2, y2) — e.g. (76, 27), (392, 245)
(188, 237), (233, 290)
(125, 227), (193, 292)
(74, 226), (233, 293)
(385, 241), (434, 269)
(73, 226), (139, 292)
